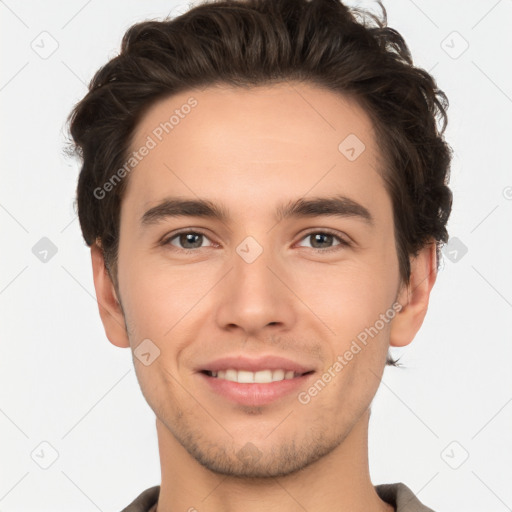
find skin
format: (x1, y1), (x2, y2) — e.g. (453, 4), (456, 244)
(91, 81), (436, 512)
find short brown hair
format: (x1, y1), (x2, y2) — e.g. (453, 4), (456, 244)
(65, 0), (453, 366)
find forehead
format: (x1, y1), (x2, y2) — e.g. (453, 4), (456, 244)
(123, 82), (387, 220)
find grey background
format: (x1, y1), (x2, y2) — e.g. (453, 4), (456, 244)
(1, 0), (511, 510)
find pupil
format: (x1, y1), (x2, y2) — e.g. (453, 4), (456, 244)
(312, 233), (332, 248)
(181, 233), (202, 248)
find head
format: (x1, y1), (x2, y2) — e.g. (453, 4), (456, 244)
(66, 0), (452, 478)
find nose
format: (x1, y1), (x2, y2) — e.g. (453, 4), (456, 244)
(214, 238), (297, 337)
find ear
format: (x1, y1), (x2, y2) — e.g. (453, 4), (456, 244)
(90, 243), (130, 348)
(389, 241), (438, 348)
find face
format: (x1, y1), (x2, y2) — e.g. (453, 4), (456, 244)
(114, 82), (403, 477)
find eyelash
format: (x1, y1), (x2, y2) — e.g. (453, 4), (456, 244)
(160, 229), (351, 254)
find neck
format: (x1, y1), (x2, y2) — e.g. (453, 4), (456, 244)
(154, 408), (394, 512)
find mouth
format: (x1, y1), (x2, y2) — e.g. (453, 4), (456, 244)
(197, 367), (316, 406)
(196, 355), (317, 406)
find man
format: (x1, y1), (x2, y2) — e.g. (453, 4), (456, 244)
(66, 0), (452, 510)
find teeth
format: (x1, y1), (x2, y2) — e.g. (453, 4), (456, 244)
(210, 369), (300, 383)
(254, 370), (272, 383)
(225, 369), (237, 381)
(237, 370), (254, 383)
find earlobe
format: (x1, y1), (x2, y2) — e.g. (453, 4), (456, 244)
(90, 243), (130, 348)
(389, 242), (438, 348)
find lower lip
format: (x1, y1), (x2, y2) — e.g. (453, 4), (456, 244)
(198, 372), (314, 406)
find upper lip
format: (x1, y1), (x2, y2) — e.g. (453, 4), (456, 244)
(197, 355), (315, 374)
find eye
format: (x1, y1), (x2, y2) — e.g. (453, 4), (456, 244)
(296, 230), (351, 252)
(160, 229), (351, 253)
(162, 230), (215, 251)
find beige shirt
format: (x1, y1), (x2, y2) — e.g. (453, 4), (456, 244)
(120, 482), (436, 511)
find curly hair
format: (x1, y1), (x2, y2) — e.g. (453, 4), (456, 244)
(65, 0), (453, 367)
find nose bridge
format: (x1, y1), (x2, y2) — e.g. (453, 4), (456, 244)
(233, 234), (279, 303)
(214, 233), (295, 333)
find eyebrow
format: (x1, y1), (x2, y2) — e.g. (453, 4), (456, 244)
(140, 194), (374, 227)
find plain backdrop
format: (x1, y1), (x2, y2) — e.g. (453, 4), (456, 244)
(1, 0), (511, 511)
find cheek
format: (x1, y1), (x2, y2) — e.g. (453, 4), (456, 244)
(295, 259), (396, 336)
(118, 254), (220, 358)
(293, 260), (397, 399)
(343, 240), (400, 327)
(117, 254), (177, 339)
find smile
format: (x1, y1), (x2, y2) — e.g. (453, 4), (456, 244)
(204, 369), (308, 383)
